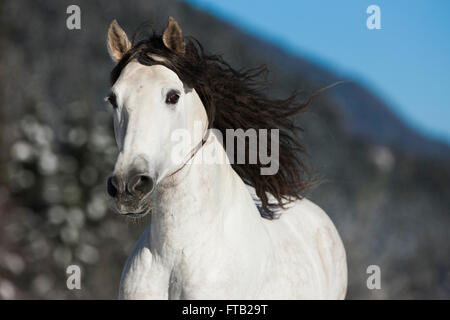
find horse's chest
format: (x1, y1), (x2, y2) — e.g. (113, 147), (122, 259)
(168, 250), (249, 299)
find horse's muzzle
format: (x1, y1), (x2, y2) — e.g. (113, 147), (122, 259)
(106, 171), (154, 217)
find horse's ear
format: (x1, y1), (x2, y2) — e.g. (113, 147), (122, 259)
(162, 17), (185, 55)
(107, 19), (132, 62)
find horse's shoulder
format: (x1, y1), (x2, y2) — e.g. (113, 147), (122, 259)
(289, 198), (330, 221)
(285, 198), (342, 240)
(290, 198), (347, 295)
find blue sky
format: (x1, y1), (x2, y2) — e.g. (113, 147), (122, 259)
(186, 0), (450, 143)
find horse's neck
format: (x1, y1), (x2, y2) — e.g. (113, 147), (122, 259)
(148, 132), (268, 263)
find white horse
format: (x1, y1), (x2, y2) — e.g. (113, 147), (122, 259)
(105, 17), (347, 299)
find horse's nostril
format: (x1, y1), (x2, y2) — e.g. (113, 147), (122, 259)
(128, 174), (154, 196)
(107, 176), (119, 198)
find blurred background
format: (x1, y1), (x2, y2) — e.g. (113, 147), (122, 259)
(0, 0), (449, 299)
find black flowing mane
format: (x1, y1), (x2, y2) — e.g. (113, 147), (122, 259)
(111, 31), (320, 219)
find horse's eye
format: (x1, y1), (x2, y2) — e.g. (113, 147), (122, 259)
(166, 91), (180, 105)
(105, 93), (118, 109)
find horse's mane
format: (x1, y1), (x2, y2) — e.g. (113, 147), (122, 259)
(111, 31), (317, 219)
